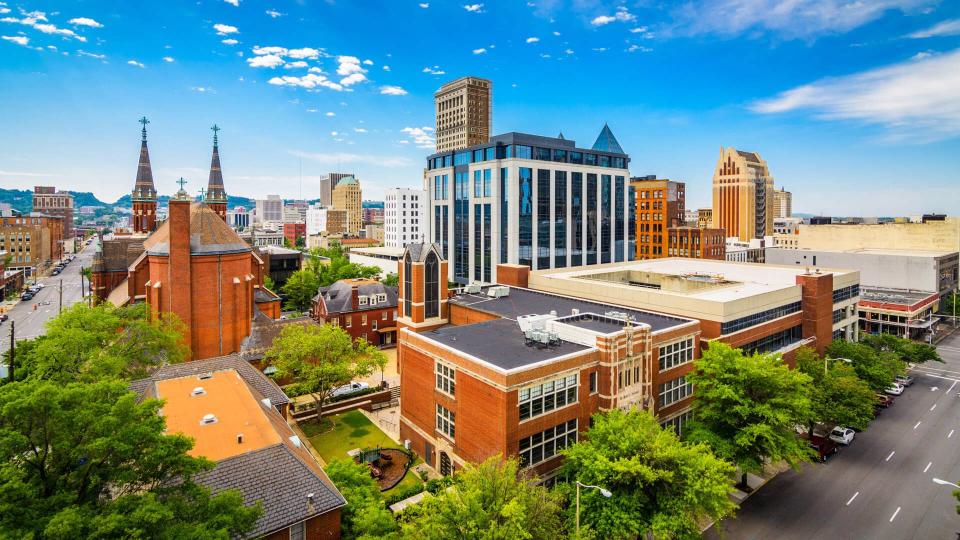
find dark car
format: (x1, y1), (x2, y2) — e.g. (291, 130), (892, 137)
(20, 292), (34, 301)
(805, 434), (839, 462)
(0, 314), (8, 323)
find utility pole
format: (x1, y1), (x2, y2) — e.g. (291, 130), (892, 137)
(59, 278), (63, 314)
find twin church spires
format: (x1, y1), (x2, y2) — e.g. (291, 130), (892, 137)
(131, 117), (228, 234)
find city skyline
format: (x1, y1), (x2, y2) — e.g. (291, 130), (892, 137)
(1, 0), (958, 215)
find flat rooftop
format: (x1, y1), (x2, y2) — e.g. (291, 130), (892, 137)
(156, 369), (281, 461)
(423, 318), (593, 372)
(350, 246), (406, 258)
(844, 248), (956, 258)
(860, 287), (939, 306)
(450, 285), (691, 332)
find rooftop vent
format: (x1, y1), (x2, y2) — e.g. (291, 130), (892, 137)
(464, 283), (482, 294)
(571, 308), (580, 316)
(290, 435), (303, 448)
(200, 413), (218, 425)
(198, 373), (213, 381)
(191, 386), (206, 396)
(237, 433), (244, 444)
(261, 397), (272, 408)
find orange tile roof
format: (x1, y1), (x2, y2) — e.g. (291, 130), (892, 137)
(156, 369), (281, 461)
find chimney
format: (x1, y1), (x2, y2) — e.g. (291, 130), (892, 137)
(351, 285), (359, 310)
(307, 493), (316, 513)
(168, 197), (193, 357)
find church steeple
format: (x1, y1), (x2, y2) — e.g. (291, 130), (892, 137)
(132, 116), (158, 234)
(206, 123), (228, 221)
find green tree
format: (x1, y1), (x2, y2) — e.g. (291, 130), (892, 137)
(381, 272), (399, 287)
(825, 340), (904, 392)
(400, 456), (562, 540)
(262, 274), (276, 293)
(281, 269), (320, 312)
(686, 343), (814, 489)
(0, 379), (261, 538)
(860, 333), (941, 364)
(560, 409), (736, 540)
(305, 245), (381, 287)
(15, 302), (186, 383)
(324, 459), (399, 539)
(266, 324), (386, 419)
(796, 346), (876, 432)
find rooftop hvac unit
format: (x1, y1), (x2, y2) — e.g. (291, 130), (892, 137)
(487, 286), (510, 298)
(518, 313), (558, 332)
(465, 283), (482, 294)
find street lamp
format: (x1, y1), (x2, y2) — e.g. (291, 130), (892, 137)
(933, 478), (960, 489)
(575, 481), (612, 536)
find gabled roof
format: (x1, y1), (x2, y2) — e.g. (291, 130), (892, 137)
(143, 203), (250, 256)
(591, 123), (624, 154)
(315, 279), (398, 315)
(403, 242), (443, 263)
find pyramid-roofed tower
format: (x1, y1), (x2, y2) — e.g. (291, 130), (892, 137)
(591, 123), (625, 154)
(205, 124), (228, 221)
(132, 116), (158, 233)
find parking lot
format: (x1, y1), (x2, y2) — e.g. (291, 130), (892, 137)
(707, 329), (960, 539)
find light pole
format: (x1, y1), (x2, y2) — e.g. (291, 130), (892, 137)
(933, 478), (960, 489)
(575, 481), (612, 537)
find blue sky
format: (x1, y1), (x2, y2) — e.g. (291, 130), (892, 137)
(0, 0), (958, 215)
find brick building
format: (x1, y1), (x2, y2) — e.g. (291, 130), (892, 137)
(0, 213), (64, 277)
(631, 177), (685, 260)
(131, 355), (345, 539)
(283, 221), (306, 247)
(32, 186), (74, 239)
(132, 117), (158, 234)
(667, 226), (726, 259)
(205, 124), (228, 221)
(396, 244), (702, 478)
(311, 278), (399, 347)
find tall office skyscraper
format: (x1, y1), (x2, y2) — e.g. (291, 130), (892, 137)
(332, 176), (362, 234)
(384, 188), (427, 248)
(255, 195), (284, 224)
(427, 126), (634, 284)
(434, 77), (492, 153)
(711, 147), (775, 241)
(773, 187), (792, 218)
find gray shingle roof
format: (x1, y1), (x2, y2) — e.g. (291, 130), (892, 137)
(316, 280), (397, 315)
(194, 443), (345, 538)
(403, 242), (442, 263)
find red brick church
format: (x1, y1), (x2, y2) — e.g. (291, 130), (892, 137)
(92, 120), (280, 360)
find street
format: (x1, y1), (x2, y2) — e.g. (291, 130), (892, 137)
(706, 330), (960, 539)
(1, 241), (95, 355)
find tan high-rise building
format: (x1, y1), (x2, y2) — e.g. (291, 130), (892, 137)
(434, 77), (492, 153)
(711, 147), (774, 241)
(332, 176), (362, 234)
(773, 187), (792, 218)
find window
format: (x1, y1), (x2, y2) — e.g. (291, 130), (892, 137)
(659, 338), (694, 371)
(483, 168), (492, 197)
(659, 376), (692, 407)
(372, 319), (378, 330)
(436, 362), (456, 395)
(519, 373), (578, 421)
(720, 302), (802, 334)
(425, 252), (439, 318)
(361, 314), (368, 325)
(660, 410), (692, 436)
(474, 170), (482, 197)
(345, 317), (352, 328)
(437, 404), (455, 439)
(358, 295), (368, 306)
(589, 371), (598, 394)
(518, 167), (533, 267)
(741, 325), (803, 355)
(289, 521), (305, 540)
(519, 419), (577, 468)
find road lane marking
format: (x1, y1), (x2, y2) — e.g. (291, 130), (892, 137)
(915, 421), (923, 429)
(951, 381), (959, 394)
(890, 507), (901, 522)
(950, 430), (955, 439)
(886, 451), (896, 462)
(846, 492), (859, 506)
(924, 462), (932, 473)
(931, 404), (937, 411)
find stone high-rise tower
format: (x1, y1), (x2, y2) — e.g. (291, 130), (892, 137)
(132, 116), (158, 234)
(206, 124), (228, 220)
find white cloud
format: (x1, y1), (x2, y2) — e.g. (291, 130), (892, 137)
(552, 31), (561, 36)
(565, 48), (574, 54)
(77, 49), (105, 59)
(401, 126), (435, 148)
(354, 127), (368, 133)
(290, 150), (413, 168)
(592, 47), (608, 52)
(473, 47), (486, 54)
(191, 86), (215, 93)
(751, 48), (960, 141)
(592, 6), (635, 26)
(626, 44), (652, 52)
(308, 66), (324, 73)
(380, 85), (408, 96)
(337, 55), (365, 75)
(247, 54), (284, 68)
(285, 60), (307, 68)
(526, 36), (539, 43)
(265, 9), (282, 18)
(3, 13), (88, 41)
(463, 3), (484, 13)
(419, 3), (429, 7)
(163, 56), (174, 62)
(127, 59), (145, 68)
(224, 0), (239, 5)
(539, 53), (551, 58)
(911, 50), (934, 60)
(340, 72), (367, 86)
(629, 26), (648, 33)
(0, 8), (9, 15)
(69, 17), (102, 28)
(422, 65), (445, 75)
(907, 19), (960, 38)
(362, 59), (373, 65)
(213, 23), (238, 35)
(383, 65), (391, 71)
(287, 47), (320, 59)
(222, 38), (238, 45)
(2, 34), (27, 46)
(325, 111), (335, 117)
(672, 0), (933, 40)
(591, 15), (616, 25)
(267, 73), (343, 91)
(252, 45), (287, 55)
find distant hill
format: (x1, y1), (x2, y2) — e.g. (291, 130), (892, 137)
(0, 188), (34, 213)
(2, 187), (257, 214)
(113, 193), (255, 210)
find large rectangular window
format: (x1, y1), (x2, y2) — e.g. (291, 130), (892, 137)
(436, 404), (455, 439)
(615, 175), (625, 262)
(473, 170), (482, 198)
(483, 203), (492, 282)
(537, 169), (551, 269)
(483, 168), (492, 197)
(454, 172), (469, 283)
(660, 410), (692, 436)
(659, 338), (694, 371)
(628, 184), (636, 260)
(518, 167), (533, 267)
(518, 419), (577, 468)
(554, 171), (567, 268)
(571, 173), (583, 267)
(519, 373), (578, 421)
(513, 145), (532, 159)
(454, 151), (470, 166)
(601, 174), (612, 264)
(659, 376), (692, 408)
(474, 203), (482, 282)
(741, 325), (803, 355)
(720, 302), (802, 334)
(436, 362), (455, 395)
(586, 173), (597, 265)
(500, 168), (509, 265)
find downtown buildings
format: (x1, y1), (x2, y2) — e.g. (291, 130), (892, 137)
(384, 188), (427, 248)
(434, 77), (492, 153)
(31, 186), (74, 239)
(711, 147), (775, 241)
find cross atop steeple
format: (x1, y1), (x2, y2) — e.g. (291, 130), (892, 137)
(177, 177), (188, 190)
(211, 124), (220, 148)
(139, 116), (150, 142)
(198, 187), (207, 201)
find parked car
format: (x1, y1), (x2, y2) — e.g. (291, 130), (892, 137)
(875, 394), (894, 408)
(895, 375), (914, 387)
(807, 434), (839, 462)
(885, 383), (905, 396)
(51, 269), (60, 276)
(830, 427), (856, 445)
(20, 292), (34, 301)
(0, 314), (8, 323)
(330, 381), (370, 398)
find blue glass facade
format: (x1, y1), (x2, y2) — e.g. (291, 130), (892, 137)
(454, 171), (469, 283)
(555, 171), (567, 268)
(586, 173), (597, 265)
(483, 203), (491, 282)
(537, 169), (551, 269)
(474, 203), (482, 281)
(601, 174), (611, 264)
(571, 172), (583, 267)
(518, 167), (533, 268)
(615, 175), (625, 263)
(500, 168), (508, 264)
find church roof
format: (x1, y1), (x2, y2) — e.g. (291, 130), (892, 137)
(591, 123), (625, 154)
(206, 128), (227, 202)
(133, 140), (157, 201)
(143, 203), (251, 256)
(336, 175), (359, 186)
(403, 242), (443, 263)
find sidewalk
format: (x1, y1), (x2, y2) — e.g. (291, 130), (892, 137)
(701, 461), (792, 533)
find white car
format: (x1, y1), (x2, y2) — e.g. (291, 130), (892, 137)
(884, 383), (904, 396)
(330, 381), (369, 398)
(829, 427), (855, 445)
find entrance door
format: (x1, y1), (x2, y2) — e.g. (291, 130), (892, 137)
(425, 442), (434, 466)
(439, 451), (452, 476)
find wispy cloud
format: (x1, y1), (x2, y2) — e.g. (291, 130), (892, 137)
(247, 54), (283, 68)
(464, 3), (484, 13)
(265, 9), (282, 18)
(422, 65), (445, 75)
(419, 3), (430, 8)
(2, 34), (27, 46)
(0, 169), (56, 177)
(3, 11), (87, 41)
(591, 6), (635, 26)
(127, 59), (144, 68)
(354, 127), (368, 133)
(473, 47), (487, 54)
(76, 49), (105, 59)
(213, 23), (238, 35)
(268, 73), (343, 91)
(380, 85), (408, 96)
(907, 19), (960, 38)
(190, 86), (215, 93)
(162, 56), (174, 62)
(222, 38), (238, 45)
(401, 126), (435, 148)
(284, 60), (307, 69)
(68, 17), (101, 28)
(224, 0), (239, 5)
(751, 48), (960, 141)
(526, 36), (539, 43)
(290, 150), (413, 168)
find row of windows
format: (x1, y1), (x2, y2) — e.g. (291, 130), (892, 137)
(660, 410), (693, 436)
(659, 376), (692, 407)
(518, 419), (578, 468)
(428, 144), (627, 170)
(740, 325), (804, 355)
(436, 404), (455, 439)
(659, 338), (694, 371)
(518, 374), (578, 421)
(833, 284), (860, 303)
(832, 308), (846, 324)
(720, 301), (802, 335)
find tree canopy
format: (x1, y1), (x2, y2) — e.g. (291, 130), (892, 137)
(560, 409), (736, 540)
(281, 269), (320, 312)
(324, 459), (399, 540)
(795, 346), (876, 432)
(685, 343), (814, 487)
(825, 339), (904, 392)
(0, 378), (261, 538)
(281, 244), (383, 311)
(266, 323), (386, 418)
(860, 333), (941, 364)
(400, 457), (562, 540)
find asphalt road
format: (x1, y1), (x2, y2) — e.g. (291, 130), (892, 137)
(0, 241), (95, 355)
(707, 329), (960, 540)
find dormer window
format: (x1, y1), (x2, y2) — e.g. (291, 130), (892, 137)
(358, 295), (368, 306)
